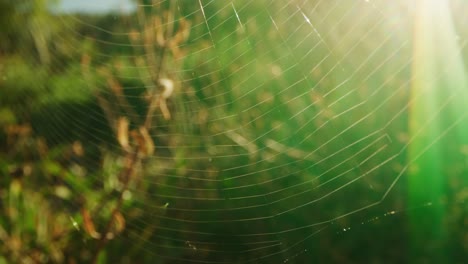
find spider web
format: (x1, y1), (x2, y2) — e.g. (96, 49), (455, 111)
(46, 0), (468, 263)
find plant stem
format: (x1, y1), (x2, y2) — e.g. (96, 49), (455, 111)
(91, 149), (139, 264)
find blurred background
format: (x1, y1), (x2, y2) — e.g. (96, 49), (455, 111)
(0, 0), (467, 263)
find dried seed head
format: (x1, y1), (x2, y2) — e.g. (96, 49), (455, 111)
(160, 78), (174, 99)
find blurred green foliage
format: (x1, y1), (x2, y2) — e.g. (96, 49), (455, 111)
(0, 0), (467, 263)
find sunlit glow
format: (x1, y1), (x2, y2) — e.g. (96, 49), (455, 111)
(409, 0), (467, 262)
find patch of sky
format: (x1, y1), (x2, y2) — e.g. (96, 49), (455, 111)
(54, 0), (135, 14)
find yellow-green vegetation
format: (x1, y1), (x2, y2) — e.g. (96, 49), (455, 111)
(1, 0), (467, 263)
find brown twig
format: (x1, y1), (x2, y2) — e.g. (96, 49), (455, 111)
(144, 1), (176, 129)
(91, 149), (139, 264)
(89, 2), (185, 262)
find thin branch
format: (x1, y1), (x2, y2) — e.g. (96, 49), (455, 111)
(91, 149), (139, 264)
